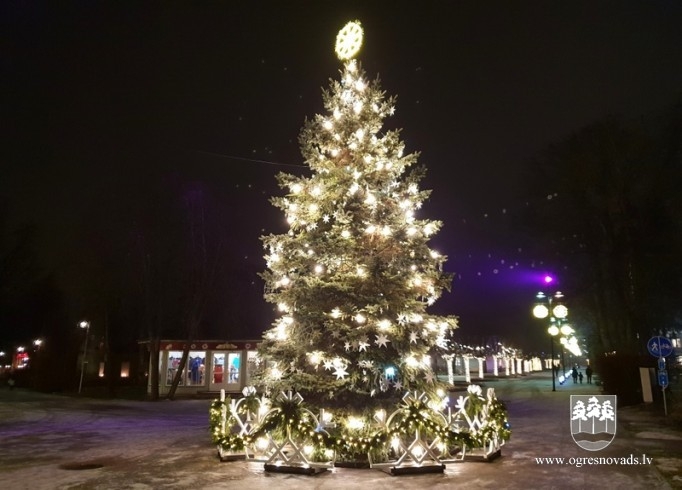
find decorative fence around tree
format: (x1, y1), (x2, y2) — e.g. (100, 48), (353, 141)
(209, 384), (510, 476)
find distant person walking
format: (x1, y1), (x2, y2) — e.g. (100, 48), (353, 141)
(572, 366), (579, 384)
(585, 366), (593, 384)
(578, 371), (583, 384)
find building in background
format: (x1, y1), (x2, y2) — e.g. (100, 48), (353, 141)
(140, 340), (260, 397)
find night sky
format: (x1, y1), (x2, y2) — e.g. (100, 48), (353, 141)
(3, 1), (682, 351)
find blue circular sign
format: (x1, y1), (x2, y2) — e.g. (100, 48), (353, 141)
(647, 336), (673, 357)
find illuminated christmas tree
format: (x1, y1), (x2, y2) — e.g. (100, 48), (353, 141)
(257, 21), (458, 411)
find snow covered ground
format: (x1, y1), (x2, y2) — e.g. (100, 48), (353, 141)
(0, 374), (680, 489)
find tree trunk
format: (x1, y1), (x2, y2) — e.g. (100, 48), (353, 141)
(104, 309), (117, 398)
(149, 337), (160, 401)
(166, 344), (190, 400)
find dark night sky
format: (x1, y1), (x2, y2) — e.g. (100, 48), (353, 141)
(3, 1), (682, 351)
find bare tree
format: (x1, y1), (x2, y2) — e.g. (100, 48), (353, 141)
(166, 184), (223, 400)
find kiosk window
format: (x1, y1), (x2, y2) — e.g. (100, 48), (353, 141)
(166, 351), (206, 386)
(227, 352), (240, 383)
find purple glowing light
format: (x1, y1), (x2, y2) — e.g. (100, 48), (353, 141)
(544, 275), (554, 284)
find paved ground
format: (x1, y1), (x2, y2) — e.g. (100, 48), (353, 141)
(0, 372), (681, 489)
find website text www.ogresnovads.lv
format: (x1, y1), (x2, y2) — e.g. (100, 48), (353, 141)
(535, 454), (652, 468)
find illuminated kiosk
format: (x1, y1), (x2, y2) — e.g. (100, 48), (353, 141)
(143, 340), (260, 397)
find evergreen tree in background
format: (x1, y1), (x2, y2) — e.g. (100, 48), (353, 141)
(257, 24), (457, 410)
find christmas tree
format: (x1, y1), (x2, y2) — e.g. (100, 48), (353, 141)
(257, 21), (458, 411)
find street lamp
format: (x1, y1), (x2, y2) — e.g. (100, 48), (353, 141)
(78, 320), (90, 394)
(533, 291), (568, 392)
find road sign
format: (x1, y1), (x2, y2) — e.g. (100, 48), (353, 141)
(647, 336), (673, 357)
(658, 370), (668, 388)
(658, 358), (666, 370)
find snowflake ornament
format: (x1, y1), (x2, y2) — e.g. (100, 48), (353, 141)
(335, 21), (363, 61)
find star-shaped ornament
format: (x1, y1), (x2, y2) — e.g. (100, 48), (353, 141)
(323, 360), (334, 371)
(409, 332), (419, 344)
(393, 380), (403, 391)
(344, 341), (351, 352)
(334, 366), (349, 380)
(375, 334), (390, 348)
(424, 371), (435, 384)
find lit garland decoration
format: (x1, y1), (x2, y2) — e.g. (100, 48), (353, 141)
(208, 387), (510, 461)
(452, 385), (512, 449)
(209, 387), (264, 453)
(477, 397), (511, 446)
(210, 399), (247, 452)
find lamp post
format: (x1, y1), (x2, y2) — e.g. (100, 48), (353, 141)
(78, 321), (90, 394)
(532, 290), (568, 392)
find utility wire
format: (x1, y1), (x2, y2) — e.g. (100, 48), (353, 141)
(193, 150), (307, 169)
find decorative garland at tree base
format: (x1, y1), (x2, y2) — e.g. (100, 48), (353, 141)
(209, 384), (510, 471)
